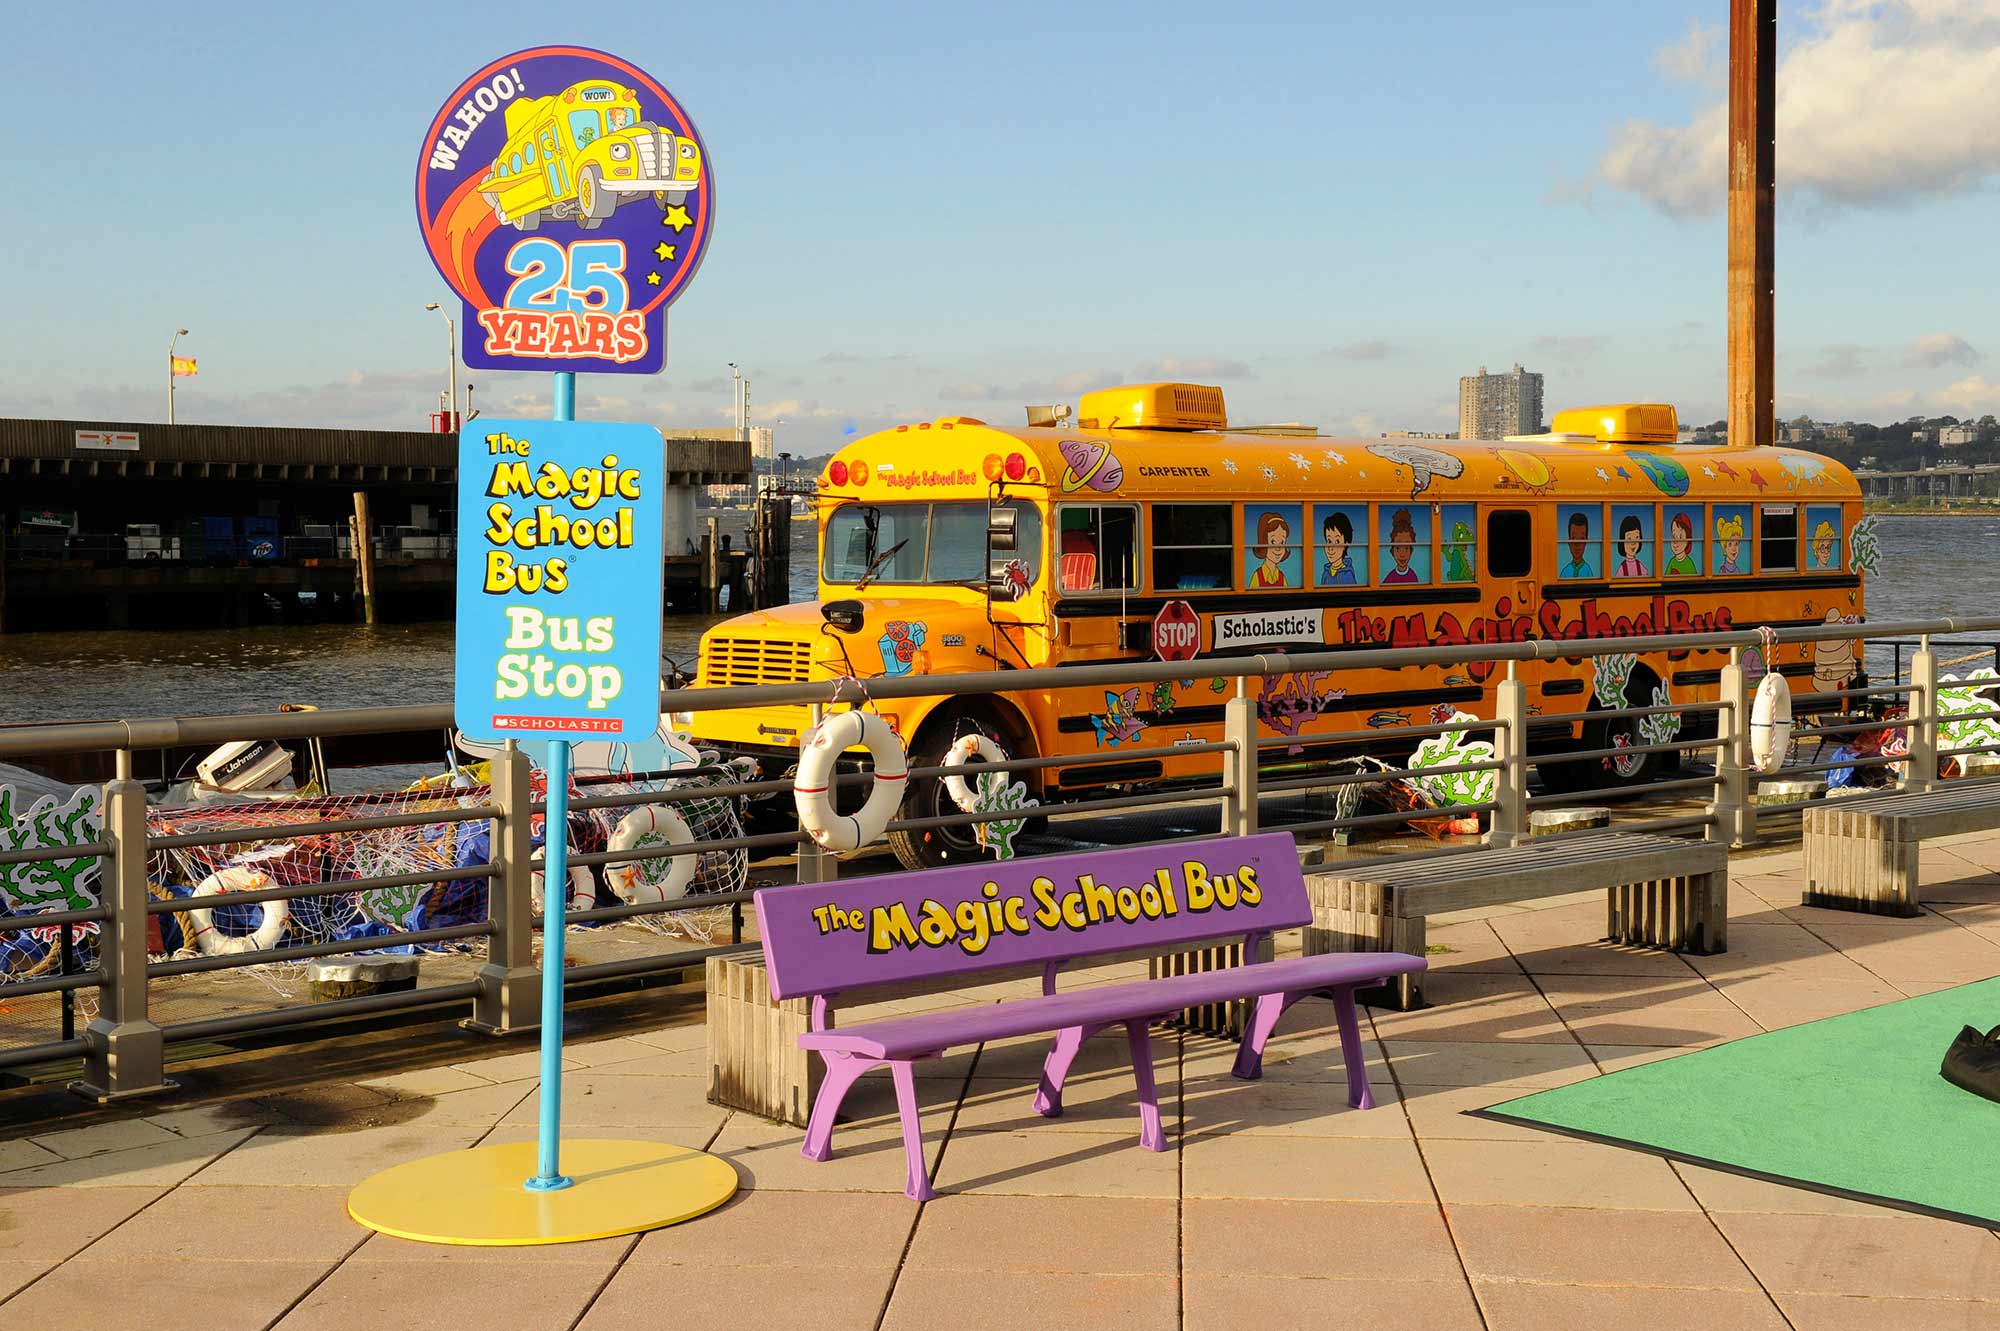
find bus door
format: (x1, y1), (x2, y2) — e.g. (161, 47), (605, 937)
(539, 122), (566, 201)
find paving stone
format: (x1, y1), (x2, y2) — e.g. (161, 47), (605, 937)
(1447, 1203), (1759, 1288)
(1184, 1273), (1484, 1331)
(80, 1184), (362, 1264)
(1473, 1280), (1790, 1330)
(583, 1255), (895, 1331)
(1184, 1198), (1460, 1281)
(279, 1256), (609, 1331)
(882, 1267), (1177, 1331)
(905, 1194), (1176, 1275)
(1712, 1212), (2000, 1299)
(1422, 1137), (1698, 1211)
(1181, 1133), (1433, 1203)
(0, 1185), (165, 1262)
(10, 1256), (334, 1331)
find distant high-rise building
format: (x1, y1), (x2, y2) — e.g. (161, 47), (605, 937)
(1458, 364), (1545, 440)
(749, 426), (776, 462)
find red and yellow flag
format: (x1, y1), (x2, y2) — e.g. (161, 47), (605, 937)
(171, 356), (198, 377)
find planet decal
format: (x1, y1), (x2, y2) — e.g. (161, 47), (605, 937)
(1059, 438), (1125, 493)
(1626, 451), (1689, 497)
(1495, 449), (1553, 489)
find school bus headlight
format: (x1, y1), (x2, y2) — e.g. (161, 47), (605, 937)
(609, 141), (631, 161)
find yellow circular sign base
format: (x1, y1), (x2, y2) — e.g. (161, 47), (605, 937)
(348, 1139), (738, 1246)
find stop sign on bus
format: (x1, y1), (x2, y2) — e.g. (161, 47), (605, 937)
(1153, 600), (1201, 661)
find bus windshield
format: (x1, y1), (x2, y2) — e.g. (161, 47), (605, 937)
(823, 501), (1041, 588)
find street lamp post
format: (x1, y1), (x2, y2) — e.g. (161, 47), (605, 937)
(424, 303), (459, 430)
(728, 362), (747, 443)
(167, 328), (189, 425)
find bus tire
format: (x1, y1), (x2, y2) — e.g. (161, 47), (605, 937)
(1535, 665), (1672, 795)
(888, 709), (1033, 872)
(513, 209), (540, 232)
(578, 167), (614, 229)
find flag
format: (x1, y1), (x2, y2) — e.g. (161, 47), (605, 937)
(171, 356), (198, 377)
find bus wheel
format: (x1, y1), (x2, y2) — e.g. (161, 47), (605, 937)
(577, 168), (614, 229)
(887, 715), (1025, 871)
(1538, 665), (1673, 795)
(512, 210), (540, 232)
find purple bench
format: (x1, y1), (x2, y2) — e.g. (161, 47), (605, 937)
(754, 831), (1425, 1199)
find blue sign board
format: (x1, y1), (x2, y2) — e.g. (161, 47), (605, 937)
(454, 418), (663, 742)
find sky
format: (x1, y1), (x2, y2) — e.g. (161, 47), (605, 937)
(3, 0), (1997, 451)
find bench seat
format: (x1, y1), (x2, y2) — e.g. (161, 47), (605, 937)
(802, 952), (1421, 1061)
(1805, 782), (2000, 915)
(1307, 832), (1730, 1009)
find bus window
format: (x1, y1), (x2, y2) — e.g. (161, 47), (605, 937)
(1611, 505), (1654, 578)
(1663, 508), (1701, 576)
(1485, 509), (1531, 578)
(1059, 505), (1138, 593)
(1442, 504), (1479, 582)
(1378, 505), (1430, 586)
(1712, 504), (1750, 574)
(824, 503), (928, 584)
(1313, 504), (1367, 587)
(1245, 503), (1302, 589)
(1805, 505), (1842, 571)
(1153, 504), (1234, 591)
(1760, 504), (1798, 572)
(1557, 504), (1602, 580)
(929, 503), (991, 582)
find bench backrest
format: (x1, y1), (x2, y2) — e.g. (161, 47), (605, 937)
(756, 832), (1307, 1001)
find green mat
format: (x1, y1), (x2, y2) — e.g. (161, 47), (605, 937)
(1478, 976), (2000, 1227)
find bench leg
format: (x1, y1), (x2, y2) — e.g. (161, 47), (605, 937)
(1033, 1023), (1101, 1117)
(1231, 992), (1289, 1080)
(1331, 987), (1374, 1110)
(800, 1052), (873, 1163)
(1124, 1021), (1166, 1152)
(889, 1060), (935, 1202)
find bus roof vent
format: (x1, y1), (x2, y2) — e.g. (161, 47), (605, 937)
(1075, 382), (1227, 432)
(1548, 403), (1679, 445)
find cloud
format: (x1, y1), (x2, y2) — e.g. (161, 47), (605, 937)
(1801, 343), (1871, 379)
(1655, 18), (1725, 86)
(1323, 340), (1395, 361)
(1130, 357), (1255, 380)
(1595, 1), (2000, 215)
(1906, 332), (1980, 368)
(1940, 374), (2000, 414)
(1531, 334), (1606, 361)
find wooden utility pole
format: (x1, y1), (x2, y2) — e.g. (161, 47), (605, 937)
(351, 490), (377, 625)
(1727, 0), (1776, 449)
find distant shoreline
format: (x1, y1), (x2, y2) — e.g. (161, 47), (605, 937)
(1865, 505), (2000, 517)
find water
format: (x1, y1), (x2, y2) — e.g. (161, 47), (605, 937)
(0, 515), (1986, 725)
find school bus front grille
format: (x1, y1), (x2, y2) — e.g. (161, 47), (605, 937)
(700, 637), (814, 687)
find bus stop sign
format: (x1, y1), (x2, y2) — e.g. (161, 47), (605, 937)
(1153, 600), (1201, 662)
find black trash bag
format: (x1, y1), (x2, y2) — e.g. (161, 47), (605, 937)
(1940, 1025), (2000, 1105)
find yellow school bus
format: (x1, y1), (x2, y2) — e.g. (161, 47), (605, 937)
(686, 381), (1869, 868)
(478, 80), (702, 232)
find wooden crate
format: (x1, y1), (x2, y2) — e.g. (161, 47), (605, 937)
(706, 952), (818, 1127)
(1148, 934), (1275, 1039)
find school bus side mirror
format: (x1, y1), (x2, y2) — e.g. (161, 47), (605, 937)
(821, 600), (865, 634)
(987, 507), (1019, 552)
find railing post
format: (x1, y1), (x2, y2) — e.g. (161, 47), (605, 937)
(71, 750), (171, 1102)
(796, 703), (835, 883)
(1488, 665), (1526, 848)
(1711, 648), (1757, 847)
(465, 740), (539, 1035)
(1222, 681), (1258, 838)
(1908, 635), (1939, 792)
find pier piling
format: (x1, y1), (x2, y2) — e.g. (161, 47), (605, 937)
(351, 490), (377, 626)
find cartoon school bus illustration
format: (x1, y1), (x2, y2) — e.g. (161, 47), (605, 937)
(478, 80), (702, 232)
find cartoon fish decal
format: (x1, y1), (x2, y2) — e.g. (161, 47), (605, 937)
(1058, 438), (1124, 494)
(1716, 459), (1740, 480)
(1367, 442), (1465, 497)
(1365, 710), (1408, 728)
(1627, 451), (1689, 497)
(1090, 687), (1146, 747)
(1440, 673), (1472, 687)
(1748, 468), (1770, 492)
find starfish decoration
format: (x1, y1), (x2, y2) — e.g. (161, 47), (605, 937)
(1594, 466), (1609, 482)
(1259, 465), (1277, 482)
(1288, 451), (1312, 471)
(1702, 464), (1717, 478)
(1615, 466), (1631, 480)
(1222, 458), (1238, 474)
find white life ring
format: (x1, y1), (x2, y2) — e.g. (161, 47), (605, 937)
(532, 865), (595, 916)
(942, 733), (1007, 813)
(1751, 671), (1794, 773)
(794, 710), (907, 851)
(187, 866), (290, 956)
(605, 804), (697, 904)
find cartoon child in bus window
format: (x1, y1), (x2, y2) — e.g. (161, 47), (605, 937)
(1665, 511), (1700, 575)
(1251, 511), (1291, 588)
(608, 106), (634, 131)
(1714, 512), (1747, 574)
(1319, 511), (1358, 585)
(1809, 520), (1837, 569)
(1561, 509), (1597, 579)
(1383, 509), (1420, 585)
(1615, 515), (1649, 578)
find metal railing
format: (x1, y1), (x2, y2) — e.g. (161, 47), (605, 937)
(3, 614), (1998, 1099)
